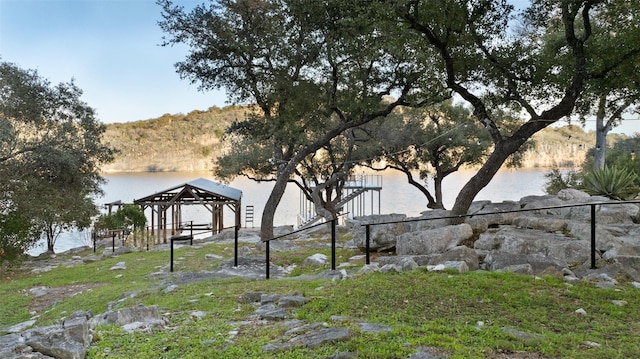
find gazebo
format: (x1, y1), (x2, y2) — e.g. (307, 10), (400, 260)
(134, 178), (242, 242)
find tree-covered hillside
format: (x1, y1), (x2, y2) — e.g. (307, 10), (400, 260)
(102, 105), (246, 172)
(102, 105), (627, 173)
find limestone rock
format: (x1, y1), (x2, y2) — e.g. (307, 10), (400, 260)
(24, 315), (91, 359)
(471, 201), (522, 226)
(89, 305), (164, 332)
(428, 261), (469, 273)
(433, 246), (479, 271)
(557, 188), (590, 201)
(379, 264), (401, 274)
(396, 224), (473, 255)
(348, 214), (408, 251)
(253, 303), (290, 321)
(304, 253), (328, 266)
(484, 251), (567, 275)
(262, 327), (351, 352)
(409, 210), (452, 231)
(109, 262), (126, 271)
(278, 296), (310, 308)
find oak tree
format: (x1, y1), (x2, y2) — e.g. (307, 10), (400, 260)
(0, 62), (114, 257)
(159, 0), (441, 239)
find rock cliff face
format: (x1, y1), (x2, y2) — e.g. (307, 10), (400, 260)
(520, 142), (590, 169)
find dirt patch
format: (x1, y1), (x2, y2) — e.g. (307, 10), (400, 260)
(28, 283), (105, 313)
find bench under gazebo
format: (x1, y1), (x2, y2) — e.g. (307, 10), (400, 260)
(134, 178), (242, 243)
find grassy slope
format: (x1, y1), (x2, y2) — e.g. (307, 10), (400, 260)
(2, 238), (638, 359)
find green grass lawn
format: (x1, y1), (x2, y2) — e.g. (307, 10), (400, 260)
(1, 240), (638, 358)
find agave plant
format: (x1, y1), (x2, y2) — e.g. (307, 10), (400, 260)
(582, 166), (640, 200)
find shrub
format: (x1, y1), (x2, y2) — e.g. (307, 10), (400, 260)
(543, 167), (582, 195)
(581, 165), (639, 200)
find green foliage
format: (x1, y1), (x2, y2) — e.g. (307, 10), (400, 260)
(359, 101), (500, 209)
(94, 205), (146, 234)
(581, 165), (639, 200)
(0, 212), (34, 267)
(102, 106), (242, 171)
(543, 167), (583, 195)
(0, 61), (114, 255)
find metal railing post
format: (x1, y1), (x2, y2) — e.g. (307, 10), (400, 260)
(234, 225), (239, 267)
(112, 231), (115, 253)
(265, 240), (270, 280)
(331, 219), (336, 270)
(170, 238), (174, 272)
(93, 232), (96, 253)
(365, 224), (370, 265)
(590, 204), (597, 269)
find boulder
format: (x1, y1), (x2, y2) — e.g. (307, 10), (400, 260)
(470, 201), (521, 226)
(409, 210), (452, 231)
(303, 253), (328, 266)
(379, 264), (401, 274)
(427, 261), (469, 273)
(396, 256), (419, 271)
(521, 197), (567, 217)
(556, 188), (590, 201)
(500, 263), (534, 275)
(349, 214), (408, 252)
(572, 261), (638, 283)
(513, 216), (568, 233)
(24, 313), (91, 359)
(565, 196), (613, 221)
(89, 305), (164, 332)
(602, 245), (640, 260)
(465, 216), (489, 232)
(273, 225), (294, 237)
(432, 246), (480, 271)
(475, 226), (592, 265)
(595, 203), (639, 225)
(484, 251), (566, 276)
(567, 222), (622, 252)
(396, 224), (473, 255)
(474, 227), (534, 256)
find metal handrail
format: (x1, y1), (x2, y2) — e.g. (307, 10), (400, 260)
(263, 213), (349, 279)
(361, 200), (640, 269)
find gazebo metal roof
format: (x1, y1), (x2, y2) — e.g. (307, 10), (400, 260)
(134, 178), (242, 206)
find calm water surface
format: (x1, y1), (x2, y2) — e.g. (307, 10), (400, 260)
(30, 168), (548, 254)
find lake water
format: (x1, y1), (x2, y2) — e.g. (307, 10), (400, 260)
(29, 168), (549, 255)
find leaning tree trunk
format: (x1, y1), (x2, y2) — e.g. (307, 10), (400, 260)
(450, 136), (533, 222)
(260, 170), (291, 241)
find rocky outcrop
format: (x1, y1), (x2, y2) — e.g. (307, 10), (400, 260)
(349, 189), (640, 282)
(1, 306), (162, 359)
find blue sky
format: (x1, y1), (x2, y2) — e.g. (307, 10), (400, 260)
(0, 0), (637, 134)
(0, 0), (226, 123)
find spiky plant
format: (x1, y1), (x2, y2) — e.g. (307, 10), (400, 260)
(582, 166), (639, 200)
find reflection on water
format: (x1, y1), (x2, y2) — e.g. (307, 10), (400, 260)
(32, 168), (548, 255)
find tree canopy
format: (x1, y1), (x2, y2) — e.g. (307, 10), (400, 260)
(395, 0), (640, 218)
(159, 0), (444, 239)
(0, 61), (114, 260)
(160, 0), (640, 233)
